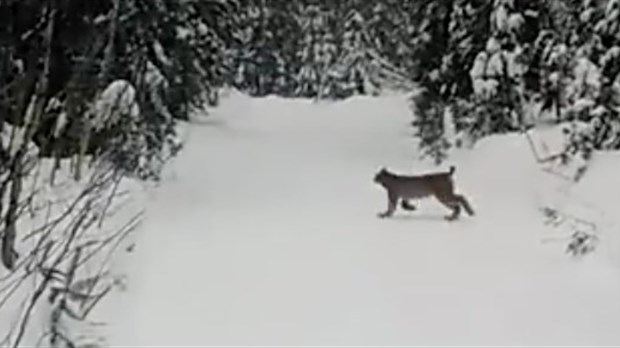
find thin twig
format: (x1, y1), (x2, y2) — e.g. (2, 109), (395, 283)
(98, 172), (123, 228)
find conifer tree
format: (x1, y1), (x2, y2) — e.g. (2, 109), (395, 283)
(296, 5), (338, 99)
(334, 9), (379, 97)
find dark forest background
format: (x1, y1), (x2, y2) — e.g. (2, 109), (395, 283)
(2, 0), (620, 173)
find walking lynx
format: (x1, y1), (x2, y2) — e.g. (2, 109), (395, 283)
(373, 166), (475, 221)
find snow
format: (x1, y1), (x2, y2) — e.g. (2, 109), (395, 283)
(1, 123), (39, 158)
(145, 61), (172, 120)
(507, 13), (525, 32)
(470, 40), (526, 99)
(569, 56), (602, 101)
(91, 80), (139, 132)
(175, 26), (192, 40)
(573, 97), (596, 112)
(152, 40), (172, 67)
(90, 92), (620, 346)
(493, 2), (509, 32)
(0, 157), (146, 347)
(606, 0), (620, 18)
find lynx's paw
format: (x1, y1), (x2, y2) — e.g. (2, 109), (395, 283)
(444, 215), (458, 222)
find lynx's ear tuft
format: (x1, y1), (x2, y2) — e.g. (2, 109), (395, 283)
(448, 166), (456, 175)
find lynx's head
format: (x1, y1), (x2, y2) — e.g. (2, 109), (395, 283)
(373, 167), (390, 184)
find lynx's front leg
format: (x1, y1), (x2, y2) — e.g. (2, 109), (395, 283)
(378, 191), (397, 218)
(436, 194), (461, 221)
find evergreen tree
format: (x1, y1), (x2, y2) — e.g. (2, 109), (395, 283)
(467, 0), (547, 136)
(409, 0), (492, 163)
(95, 0), (233, 179)
(334, 10), (379, 97)
(295, 5), (338, 99)
(591, 0), (620, 148)
(0, 0), (235, 180)
(266, 0), (304, 96)
(230, 0), (304, 97)
(230, 0), (269, 96)
(227, 0), (418, 98)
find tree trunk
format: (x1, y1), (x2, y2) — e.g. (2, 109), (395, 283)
(1, 4), (56, 271)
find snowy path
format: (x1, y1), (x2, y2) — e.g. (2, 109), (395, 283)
(108, 94), (620, 346)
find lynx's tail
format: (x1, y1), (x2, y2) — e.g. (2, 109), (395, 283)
(448, 165), (455, 176)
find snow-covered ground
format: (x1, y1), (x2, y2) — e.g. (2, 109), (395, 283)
(101, 92), (620, 346)
(0, 157), (145, 347)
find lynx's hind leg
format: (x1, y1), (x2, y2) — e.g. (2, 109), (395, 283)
(436, 194), (462, 221)
(400, 199), (417, 211)
(455, 194), (475, 216)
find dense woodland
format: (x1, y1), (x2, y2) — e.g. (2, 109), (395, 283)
(2, 0), (620, 177)
(226, 0), (620, 162)
(1, 0), (620, 344)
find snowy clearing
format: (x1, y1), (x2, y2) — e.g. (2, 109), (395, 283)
(102, 92), (620, 346)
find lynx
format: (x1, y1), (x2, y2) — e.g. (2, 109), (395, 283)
(373, 166), (475, 221)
